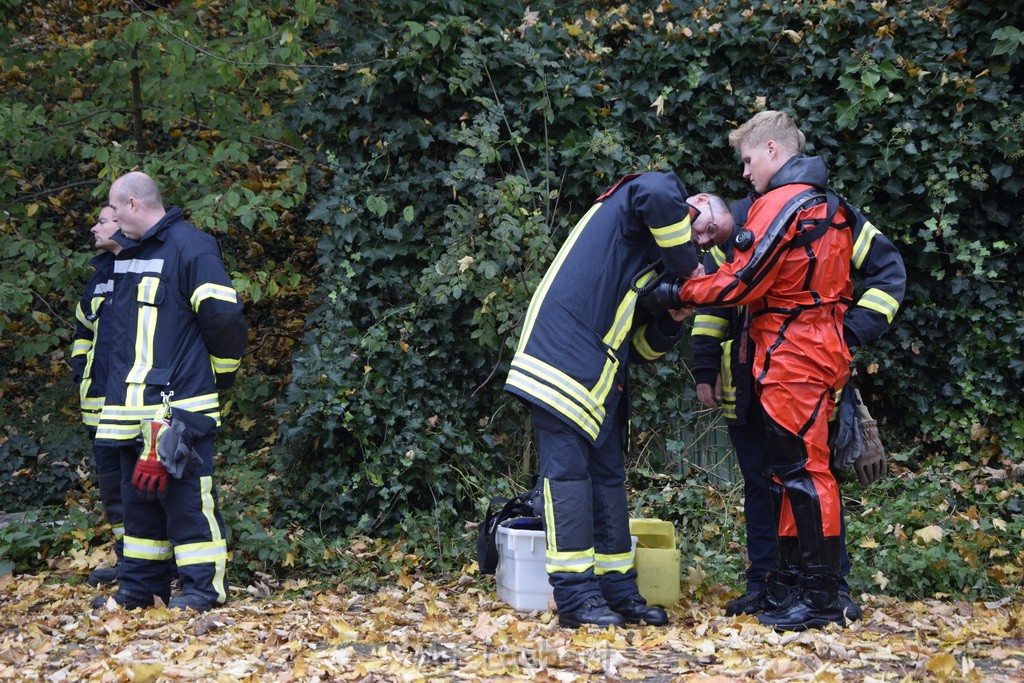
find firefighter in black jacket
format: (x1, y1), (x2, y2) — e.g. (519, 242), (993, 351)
(91, 172), (247, 613)
(504, 172), (730, 627)
(70, 205), (125, 586)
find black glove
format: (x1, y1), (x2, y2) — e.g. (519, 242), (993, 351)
(639, 280), (683, 313)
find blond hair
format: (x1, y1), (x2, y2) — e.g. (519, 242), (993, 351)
(728, 111), (806, 155)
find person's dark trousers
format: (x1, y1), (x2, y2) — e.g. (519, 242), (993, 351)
(728, 403), (775, 592)
(116, 433), (229, 606)
(92, 441), (125, 560)
(731, 398), (852, 590)
(532, 405), (638, 613)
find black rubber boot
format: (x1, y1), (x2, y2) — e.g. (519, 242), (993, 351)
(87, 564), (120, 587)
(90, 589), (167, 610)
(169, 593), (215, 612)
(756, 573), (846, 631)
(558, 596), (627, 628)
(726, 536), (801, 616)
(838, 587), (862, 621)
(611, 593), (669, 626)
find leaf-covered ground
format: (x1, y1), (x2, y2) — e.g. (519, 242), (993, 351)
(2, 568), (1022, 682)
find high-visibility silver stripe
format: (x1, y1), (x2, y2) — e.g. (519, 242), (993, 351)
(114, 258), (165, 275)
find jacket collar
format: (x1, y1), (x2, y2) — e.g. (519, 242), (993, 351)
(114, 206), (184, 253)
(766, 154), (828, 193)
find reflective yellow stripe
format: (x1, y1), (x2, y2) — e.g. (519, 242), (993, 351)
(631, 324), (661, 361)
(517, 204), (602, 353)
(112, 525), (125, 539)
(851, 221), (878, 270)
(96, 422), (147, 441)
(137, 276), (161, 305)
(546, 549), (595, 573)
(857, 287), (900, 323)
(509, 356), (603, 432)
(542, 478), (558, 556)
(199, 476), (223, 543)
(210, 355), (241, 373)
(542, 479), (595, 573)
(175, 540), (227, 566)
(97, 398), (222, 440)
(710, 245), (727, 268)
(178, 479), (228, 601)
(604, 270), (652, 349)
(721, 339), (736, 420)
(71, 339), (92, 357)
(81, 395), (104, 411)
(650, 215), (693, 249)
(75, 302), (91, 327)
(506, 372), (601, 441)
(190, 283), (239, 312)
(126, 305), (158, 384)
(595, 551), (634, 575)
(692, 314), (728, 339)
(123, 535), (173, 561)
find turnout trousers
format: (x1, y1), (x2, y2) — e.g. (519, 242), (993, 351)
(115, 433), (229, 605)
(91, 440), (125, 560)
(531, 404), (638, 613)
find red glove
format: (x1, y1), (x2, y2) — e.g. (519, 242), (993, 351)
(133, 419), (171, 499)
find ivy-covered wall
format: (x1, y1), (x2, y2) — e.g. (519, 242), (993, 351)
(1, 1), (1020, 589)
(282, 0), (1023, 535)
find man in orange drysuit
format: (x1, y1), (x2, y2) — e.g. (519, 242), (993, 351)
(645, 111), (854, 630)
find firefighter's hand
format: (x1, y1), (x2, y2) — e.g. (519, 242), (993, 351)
(688, 263), (705, 278)
(696, 378), (722, 409)
(668, 307), (693, 322)
(639, 280), (684, 313)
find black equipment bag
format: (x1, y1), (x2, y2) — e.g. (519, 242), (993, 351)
(476, 486), (539, 575)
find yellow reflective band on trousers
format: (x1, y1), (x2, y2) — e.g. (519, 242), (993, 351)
(125, 305), (158, 384)
(631, 324), (662, 361)
(516, 204), (601, 353)
(543, 478), (596, 574)
(857, 287), (900, 323)
(124, 535), (173, 561)
(851, 221), (879, 270)
(175, 539), (228, 603)
(112, 525), (125, 540)
(595, 550), (634, 575)
(507, 356), (603, 440)
(692, 314), (728, 339)
(190, 283), (239, 312)
(650, 215), (693, 249)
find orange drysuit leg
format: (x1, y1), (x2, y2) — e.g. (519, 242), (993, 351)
(759, 381), (842, 572)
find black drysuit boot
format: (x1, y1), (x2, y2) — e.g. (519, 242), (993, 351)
(727, 536), (801, 616)
(757, 537), (848, 631)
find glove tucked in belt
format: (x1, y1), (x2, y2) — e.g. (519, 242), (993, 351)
(133, 414), (172, 500)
